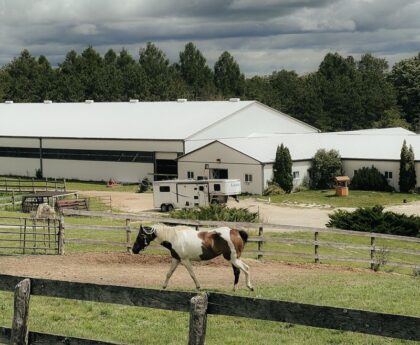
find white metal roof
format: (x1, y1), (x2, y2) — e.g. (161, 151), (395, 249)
(0, 101), (256, 140)
(212, 130), (420, 163)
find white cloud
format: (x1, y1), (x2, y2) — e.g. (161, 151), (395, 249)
(0, 0), (418, 74)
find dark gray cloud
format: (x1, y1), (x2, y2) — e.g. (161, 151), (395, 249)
(0, 0), (419, 74)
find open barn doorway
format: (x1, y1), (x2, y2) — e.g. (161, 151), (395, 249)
(155, 159), (178, 180)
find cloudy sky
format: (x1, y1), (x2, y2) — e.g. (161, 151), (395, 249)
(0, 0), (419, 75)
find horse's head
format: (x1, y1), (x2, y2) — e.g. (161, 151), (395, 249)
(132, 225), (157, 254)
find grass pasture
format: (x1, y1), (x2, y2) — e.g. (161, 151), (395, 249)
(261, 189), (420, 208)
(0, 267), (419, 344)
(1, 209), (420, 344)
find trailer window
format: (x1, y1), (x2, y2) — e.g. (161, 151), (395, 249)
(199, 186), (204, 191)
(187, 171), (194, 179)
(214, 184), (221, 191)
(159, 186), (170, 192)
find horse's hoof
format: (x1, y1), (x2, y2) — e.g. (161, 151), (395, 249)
(162, 286), (167, 290)
(196, 287), (201, 291)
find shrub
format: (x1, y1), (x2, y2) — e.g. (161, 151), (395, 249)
(327, 205), (420, 237)
(138, 177), (151, 193)
(399, 140), (417, 192)
(170, 204), (259, 222)
(263, 182), (285, 196)
(309, 149), (342, 189)
(350, 166), (392, 191)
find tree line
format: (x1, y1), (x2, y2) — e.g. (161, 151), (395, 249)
(0, 42), (418, 132)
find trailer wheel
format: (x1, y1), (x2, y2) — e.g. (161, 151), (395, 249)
(167, 204), (174, 212)
(160, 204), (168, 212)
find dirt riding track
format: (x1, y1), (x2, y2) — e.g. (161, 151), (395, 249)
(0, 252), (357, 290)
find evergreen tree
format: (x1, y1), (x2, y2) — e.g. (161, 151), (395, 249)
(214, 51), (245, 98)
(273, 144), (293, 193)
(268, 70), (300, 114)
(54, 50), (84, 102)
(398, 140), (416, 192)
(179, 42), (215, 99)
(117, 48), (147, 100)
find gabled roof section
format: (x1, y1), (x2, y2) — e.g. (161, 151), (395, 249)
(0, 101), (254, 140)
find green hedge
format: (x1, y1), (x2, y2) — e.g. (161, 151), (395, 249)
(170, 204), (259, 222)
(327, 205), (420, 237)
(350, 166), (392, 191)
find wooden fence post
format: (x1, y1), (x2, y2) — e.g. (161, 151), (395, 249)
(11, 278), (31, 345)
(58, 216), (65, 255)
(126, 219), (132, 254)
(258, 226), (263, 260)
(12, 190), (15, 210)
(188, 293), (208, 345)
(314, 231), (319, 264)
(63, 178), (67, 192)
(370, 236), (376, 270)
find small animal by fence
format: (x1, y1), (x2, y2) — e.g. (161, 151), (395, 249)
(132, 224), (253, 291)
(33, 203), (56, 219)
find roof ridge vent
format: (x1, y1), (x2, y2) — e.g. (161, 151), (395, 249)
(85, 100), (94, 104)
(44, 100), (52, 104)
(177, 98), (188, 103)
(229, 98), (240, 102)
(129, 99), (139, 103)
(5, 100), (13, 104)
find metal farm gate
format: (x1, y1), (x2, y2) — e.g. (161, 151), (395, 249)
(0, 216), (63, 255)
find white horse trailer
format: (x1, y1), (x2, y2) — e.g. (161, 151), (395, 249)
(153, 179), (241, 212)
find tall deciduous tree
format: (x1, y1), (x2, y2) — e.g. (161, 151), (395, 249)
(317, 53), (363, 131)
(214, 51), (245, 98)
(273, 144), (293, 193)
(390, 53), (420, 128)
(309, 149), (342, 189)
(357, 54), (397, 127)
(4, 49), (42, 102)
(179, 42), (215, 99)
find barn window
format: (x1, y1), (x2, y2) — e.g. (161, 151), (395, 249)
(245, 174), (253, 182)
(293, 171), (300, 179)
(0, 147), (40, 158)
(187, 171), (194, 179)
(159, 186), (170, 192)
(385, 171), (393, 179)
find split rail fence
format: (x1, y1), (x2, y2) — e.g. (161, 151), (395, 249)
(62, 210), (420, 271)
(0, 178), (66, 193)
(0, 274), (419, 344)
(0, 216), (64, 255)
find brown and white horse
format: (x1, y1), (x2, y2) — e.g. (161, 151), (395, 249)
(132, 224), (253, 291)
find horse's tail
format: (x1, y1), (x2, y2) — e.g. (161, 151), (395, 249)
(238, 230), (249, 244)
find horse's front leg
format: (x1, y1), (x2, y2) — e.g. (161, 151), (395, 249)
(182, 259), (201, 290)
(162, 258), (180, 289)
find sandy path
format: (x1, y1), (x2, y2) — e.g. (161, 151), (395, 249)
(81, 191), (420, 229)
(0, 252), (357, 290)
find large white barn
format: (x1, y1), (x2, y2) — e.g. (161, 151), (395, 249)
(178, 128), (420, 194)
(0, 100), (317, 183)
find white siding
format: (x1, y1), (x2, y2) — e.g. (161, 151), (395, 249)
(342, 160), (400, 190)
(178, 141), (263, 194)
(43, 138), (183, 152)
(0, 137), (41, 177)
(292, 161), (312, 188)
(43, 160), (153, 183)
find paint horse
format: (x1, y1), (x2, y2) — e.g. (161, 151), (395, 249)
(132, 224), (254, 291)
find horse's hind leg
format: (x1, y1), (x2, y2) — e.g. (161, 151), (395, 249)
(232, 265), (240, 291)
(162, 258), (180, 289)
(182, 259), (201, 290)
(231, 258), (254, 291)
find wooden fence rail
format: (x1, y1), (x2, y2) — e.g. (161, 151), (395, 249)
(62, 209), (420, 270)
(0, 178), (66, 193)
(0, 274), (419, 344)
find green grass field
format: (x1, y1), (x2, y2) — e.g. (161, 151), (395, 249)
(0, 267), (419, 344)
(261, 189), (420, 208)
